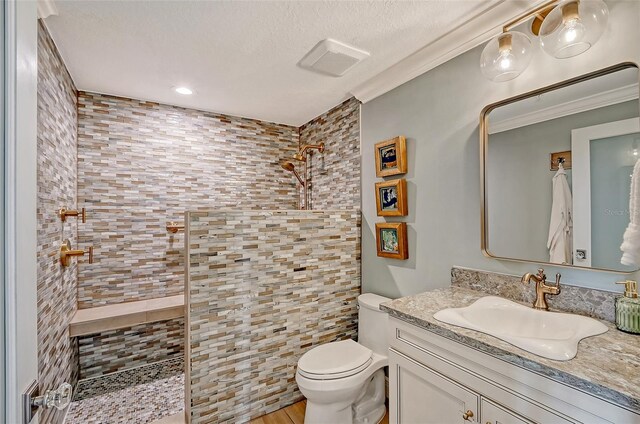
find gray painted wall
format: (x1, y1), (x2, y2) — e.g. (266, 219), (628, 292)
(361, 1), (640, 298)
(487, 100), (638, 265)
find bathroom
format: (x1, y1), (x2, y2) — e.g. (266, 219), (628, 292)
(2, 0), (639, 423)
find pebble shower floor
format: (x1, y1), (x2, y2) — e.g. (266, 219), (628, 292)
(64, 359), (184, 424)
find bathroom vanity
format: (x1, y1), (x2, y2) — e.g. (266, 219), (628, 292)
(382, 287), (640, 424)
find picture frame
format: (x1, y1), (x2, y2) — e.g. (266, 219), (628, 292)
(375, 179), (407, 216)
(374, 136), (407, 177)
(375, 222), (408, 260)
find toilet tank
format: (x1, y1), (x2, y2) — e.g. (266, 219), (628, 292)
(357, 293), (392, 356)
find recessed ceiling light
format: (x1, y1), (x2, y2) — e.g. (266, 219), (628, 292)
(175, 87), (193, 95)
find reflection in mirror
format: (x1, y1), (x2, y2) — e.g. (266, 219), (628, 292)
(483, 64), (640, 272)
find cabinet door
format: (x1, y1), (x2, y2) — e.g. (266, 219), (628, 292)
(481, 398), (534, 424)
(390, 349), (479, 424)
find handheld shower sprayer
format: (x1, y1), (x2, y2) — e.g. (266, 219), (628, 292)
(280, 161), (305, 187)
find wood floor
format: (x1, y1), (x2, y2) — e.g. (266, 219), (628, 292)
(250, 400), (389, 424)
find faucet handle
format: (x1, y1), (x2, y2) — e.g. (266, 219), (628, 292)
(553, 273), (562, 288)
(536, 268), (546, 280)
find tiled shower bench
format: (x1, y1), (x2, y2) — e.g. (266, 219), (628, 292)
(68, 295), (185, 337)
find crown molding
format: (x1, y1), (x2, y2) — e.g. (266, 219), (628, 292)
(37, 0), (58, 19)
(350, 0), (551, 104)
(489, 83), (639, 134)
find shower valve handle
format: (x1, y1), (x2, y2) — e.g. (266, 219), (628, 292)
(31, 383), (73, 411)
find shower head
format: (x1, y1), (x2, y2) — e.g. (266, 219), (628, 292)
(280, 161), (305, 187)
(292, 142), (325, 162)
(281, 161), (296, 172)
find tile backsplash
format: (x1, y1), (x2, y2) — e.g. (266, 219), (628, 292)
(451, 267), (617, 322)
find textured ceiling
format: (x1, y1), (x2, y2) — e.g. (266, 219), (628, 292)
(45, 0), (497, 126)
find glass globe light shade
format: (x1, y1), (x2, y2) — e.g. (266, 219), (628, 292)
(539, 0), (609, 59)
(480, 31), (533, 82)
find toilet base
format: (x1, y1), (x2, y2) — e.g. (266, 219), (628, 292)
(304, 401), (353, 424)
(304, 403), (385, 424)
(354, 404), (385, 424)
(302, 369), (386, 424)
(353, 369), (386, 424)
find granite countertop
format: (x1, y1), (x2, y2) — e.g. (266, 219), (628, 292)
(381, 287), (640, 414)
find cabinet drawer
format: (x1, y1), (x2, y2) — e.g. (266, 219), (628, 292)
(390, 349), (480, 424)
(482, 398), (534, 424)
(481, 396), (574, 424)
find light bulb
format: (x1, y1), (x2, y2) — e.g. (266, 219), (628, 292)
(564, 25), (577, 42)
(560, 18), (586, 44)
(498, 51), (514, 71)
(539, 0), (608, 59)
(480, 31), (532, 82)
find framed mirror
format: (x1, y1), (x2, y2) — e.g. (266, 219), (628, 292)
(480, 63), (640, 273)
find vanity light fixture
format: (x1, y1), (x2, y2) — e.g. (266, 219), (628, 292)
(480, 0), (609, 82)
(175, 87), (193, 95)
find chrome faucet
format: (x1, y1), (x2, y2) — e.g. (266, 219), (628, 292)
(521, 268), (561, 310)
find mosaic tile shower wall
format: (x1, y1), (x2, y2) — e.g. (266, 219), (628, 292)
(187, 210), (361, 423)
(77, 318), (184, 379)
(300, 97), (360, 210)
(37, 21), (79, 424)
(76, 94), (299, 308)
(75, 93), (300, 377)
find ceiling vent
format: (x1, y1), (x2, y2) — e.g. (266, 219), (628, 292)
(298, 39), (370, 77)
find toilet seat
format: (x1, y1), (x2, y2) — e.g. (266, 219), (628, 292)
(298, 340), (373, 380)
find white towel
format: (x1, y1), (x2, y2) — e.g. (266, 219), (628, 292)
(547, 164), (573, 264)
(620, 159), (640, 266)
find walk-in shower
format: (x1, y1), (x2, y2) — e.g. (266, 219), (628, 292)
(281, 143), (325, 209)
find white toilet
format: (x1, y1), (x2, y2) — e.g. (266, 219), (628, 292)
(296, 293), (391, 424)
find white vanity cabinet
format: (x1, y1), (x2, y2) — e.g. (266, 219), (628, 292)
(392, 350), (479, 424)
(388, 317), (639, 424)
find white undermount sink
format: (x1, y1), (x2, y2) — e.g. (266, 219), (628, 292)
(433, 296), (608, 361)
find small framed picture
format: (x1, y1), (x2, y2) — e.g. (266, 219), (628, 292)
(375, 179), (407, 216)
(375, 222), (408, 260)
(374, 136), (407, 177)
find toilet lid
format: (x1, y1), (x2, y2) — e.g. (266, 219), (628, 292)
(298, 340), (373, 380)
